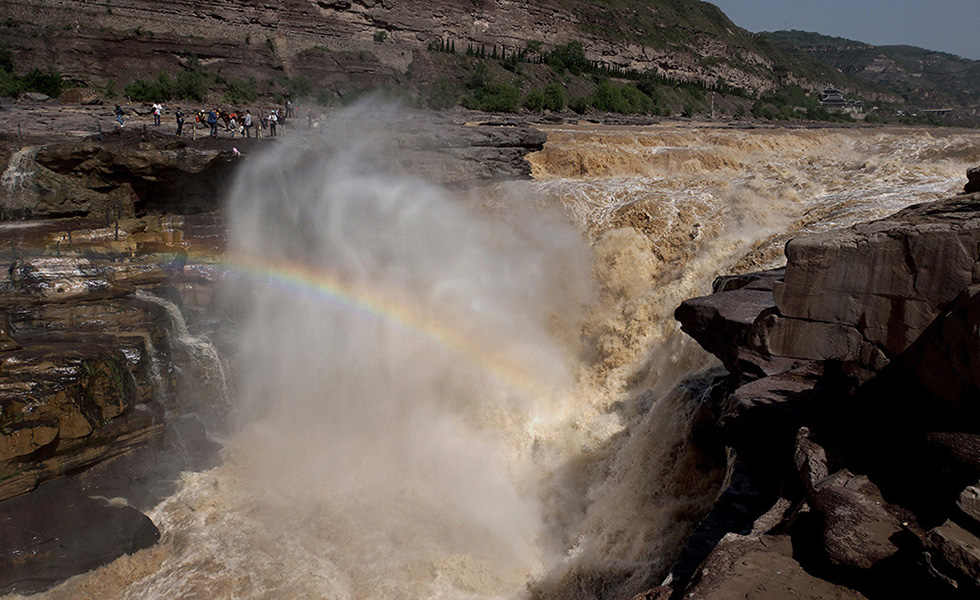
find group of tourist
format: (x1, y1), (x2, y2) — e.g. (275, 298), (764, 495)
(112, 101), (301, 139)
(197, 106), (290, 139)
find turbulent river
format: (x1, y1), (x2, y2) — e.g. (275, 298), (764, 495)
(12, 118), (980, 600)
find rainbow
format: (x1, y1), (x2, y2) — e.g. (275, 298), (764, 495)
(203, 249), (565, 404)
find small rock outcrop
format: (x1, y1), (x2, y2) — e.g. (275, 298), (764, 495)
(965, 166), (980, 194)
(665, 191), (980, 599)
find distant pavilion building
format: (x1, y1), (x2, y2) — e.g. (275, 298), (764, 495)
(818, 86), (864, 114)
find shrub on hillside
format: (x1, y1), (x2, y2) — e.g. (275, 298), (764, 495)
(427, 77), (458, 110)
(523, 89), (545, 112)
(542, 82), (565, 111)
(125, 72), (174, 102)
(224, 77), (258, 104)
(175, 69), (207, 101)
(546, 41), (589, 76)
(462, 83), (520, 113)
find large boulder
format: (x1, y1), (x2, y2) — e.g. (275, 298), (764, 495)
(0, 479), (159, 595)
(809, 469), (903, 570)
(675, 268), (790, 380)
(925, 520), (980, 592)
(29, 137), (241, 218)
(682, 533), (869, 599)
(772, 194), (980, 362)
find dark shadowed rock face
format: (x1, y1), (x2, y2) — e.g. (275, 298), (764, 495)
(32, 137), (240, 218)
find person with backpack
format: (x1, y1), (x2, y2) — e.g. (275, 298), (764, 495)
(269, 110), (278, 137)
(175, 107), (185, 137)
(114, 104), (125, 127)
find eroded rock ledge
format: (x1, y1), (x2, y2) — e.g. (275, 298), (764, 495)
(3, 113), (547, 221)
(661, 188), (980, 599)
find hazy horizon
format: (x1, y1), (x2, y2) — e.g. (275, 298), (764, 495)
(710, 0), (980, 61)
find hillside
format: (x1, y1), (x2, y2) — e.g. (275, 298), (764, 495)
(0, 0), (834, 113)
(766, 30), (980, 109)
(0, 0), (971, 124)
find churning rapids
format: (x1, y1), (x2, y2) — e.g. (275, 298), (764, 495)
(11, 114), (980, 600)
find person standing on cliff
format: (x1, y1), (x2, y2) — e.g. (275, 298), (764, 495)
(269, 110), (278, 137)
(244, 110), (253, 138)
(114, 104), (124, 127)
(152, 102), (162, 126)
(175, 107), (184, 137)
(207, 109), (218, 138)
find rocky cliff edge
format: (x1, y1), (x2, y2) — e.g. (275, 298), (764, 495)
(663, 178), (980, 599)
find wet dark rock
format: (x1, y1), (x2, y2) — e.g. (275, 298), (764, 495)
(0, 312), (19, 351)
(0, 478), (159, 595)
(966, 166), (980, 194)
(719, 363), (826, 453)
(667, 456), (783, 588)
(1, 257), (134, 304)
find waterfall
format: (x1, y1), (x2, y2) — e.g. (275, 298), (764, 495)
(135, 289), (231, 411)
(22, 116), (980, 600)
(0, 147), (39, 217)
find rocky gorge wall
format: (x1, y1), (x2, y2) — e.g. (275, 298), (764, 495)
(0, 0), (776, 97)
(664, 178), (980, 599)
